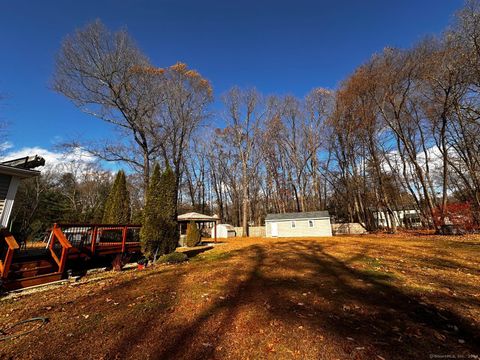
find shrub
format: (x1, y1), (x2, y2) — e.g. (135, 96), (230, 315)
(185, 220), (201, 247)
(433, 202), (476, 231)
(157, 252), (188, 264)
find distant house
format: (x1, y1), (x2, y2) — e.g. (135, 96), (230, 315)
(372, 208), (422, 229)
(265, 211), (332, 238)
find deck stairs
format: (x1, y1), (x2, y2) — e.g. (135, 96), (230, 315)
(2, 252), (62, 290)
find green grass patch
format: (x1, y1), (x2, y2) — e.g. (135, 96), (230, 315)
(191, 251), (233, 263)
(357, 256), (382, 268)
(130, 296), (175, 315)
(359, 268), (397, 283)
(157, 252), (188, 264)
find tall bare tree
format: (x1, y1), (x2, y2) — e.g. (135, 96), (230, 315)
(156, 62), (212, 211)
(53, 20), (163, 195)
(221, 87), (265, 236)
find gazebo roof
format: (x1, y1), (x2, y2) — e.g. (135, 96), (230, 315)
(177, 212), (218, 222)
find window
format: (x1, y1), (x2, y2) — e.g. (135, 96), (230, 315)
(308, 220), (314, 228)
(291, 221), (296, 228)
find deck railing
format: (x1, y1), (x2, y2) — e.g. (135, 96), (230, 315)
(48, 225), (73, 274)
(0, 229), (19, 279)
(53, 223), (141, 256)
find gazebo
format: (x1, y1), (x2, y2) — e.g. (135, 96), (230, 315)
(177, 212), (219, 243)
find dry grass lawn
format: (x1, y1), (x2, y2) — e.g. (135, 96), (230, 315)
(1, 233), (479, 359)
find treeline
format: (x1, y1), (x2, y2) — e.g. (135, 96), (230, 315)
(9, 1), (480, 238)
(10, 162), (112, 240)
(182, 1), (480, 233)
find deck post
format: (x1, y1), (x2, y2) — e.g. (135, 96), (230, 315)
(1, 230), (19, 279)
(59, 247), (67, 274)
(1, 248), (14, 279)
(121, 226), (127, 253)
(50, 224), (57, 251)
(91, 226), (98, 255)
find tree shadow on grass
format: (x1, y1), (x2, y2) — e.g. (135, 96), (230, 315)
(148, 245), (268, 360)
(0, 265), (187, 360)
(8, 240), (478, 360)
(147, 241), (480, 360)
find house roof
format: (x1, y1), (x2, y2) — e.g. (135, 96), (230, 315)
(177, 212), (219, 222)
(0, 164), (40, 179)
(0, 154), (44, 179)
(265, 211), (330, 221)
(1, 155), (45, 169)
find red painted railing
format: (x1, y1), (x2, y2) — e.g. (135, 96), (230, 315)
(53, 223), (141, 257)
(0, 229), (19, 279)
(48, 225), (73, 274)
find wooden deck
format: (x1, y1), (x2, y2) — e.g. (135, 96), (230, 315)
(0, 223), (141, 290)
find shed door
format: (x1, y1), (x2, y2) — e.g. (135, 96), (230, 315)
(271, 222), (278, 237)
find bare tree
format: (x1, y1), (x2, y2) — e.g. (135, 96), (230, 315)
(53, 20), (163, 195)
(221, 88), (265, 236)
(156, 62), (212, 210)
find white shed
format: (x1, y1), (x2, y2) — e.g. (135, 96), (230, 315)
(265, 211), (332, 238)
(211, 224), (236, 239)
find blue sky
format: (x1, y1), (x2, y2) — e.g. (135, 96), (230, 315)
(0, 0), (463, 162)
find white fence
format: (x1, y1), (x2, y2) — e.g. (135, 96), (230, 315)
(332, 223), (367, 235)
(234, 226), (266, 238)
(232, 223), (366, 237)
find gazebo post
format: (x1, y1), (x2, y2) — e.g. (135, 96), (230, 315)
(199, 221), (202, 243)
(214, 219), (217, 243)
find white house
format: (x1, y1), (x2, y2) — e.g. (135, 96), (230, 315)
(265, 211), (332, 238)
(372, 208), (422, 229)
(0, 156), (44, 228)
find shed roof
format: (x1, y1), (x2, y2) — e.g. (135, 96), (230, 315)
(215, 223), (235, 230)
(265, 211), (330, 221)
(178, 212), (219, 222)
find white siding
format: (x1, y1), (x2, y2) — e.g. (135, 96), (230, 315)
(0, 176), (19, 228)
(266, 218), (332, 237)
(0, 174), (11, 218)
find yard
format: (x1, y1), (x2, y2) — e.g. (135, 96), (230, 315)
(1, 234), (479, 360)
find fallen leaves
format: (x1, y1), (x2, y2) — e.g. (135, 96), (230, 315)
(1, 234), (479, 359)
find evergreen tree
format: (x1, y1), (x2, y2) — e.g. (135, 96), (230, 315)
(140, 164), (179, 260)
(159, 165), (179, 254)
(102, 170), (131, 224)
(140, 164), (162, 259)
